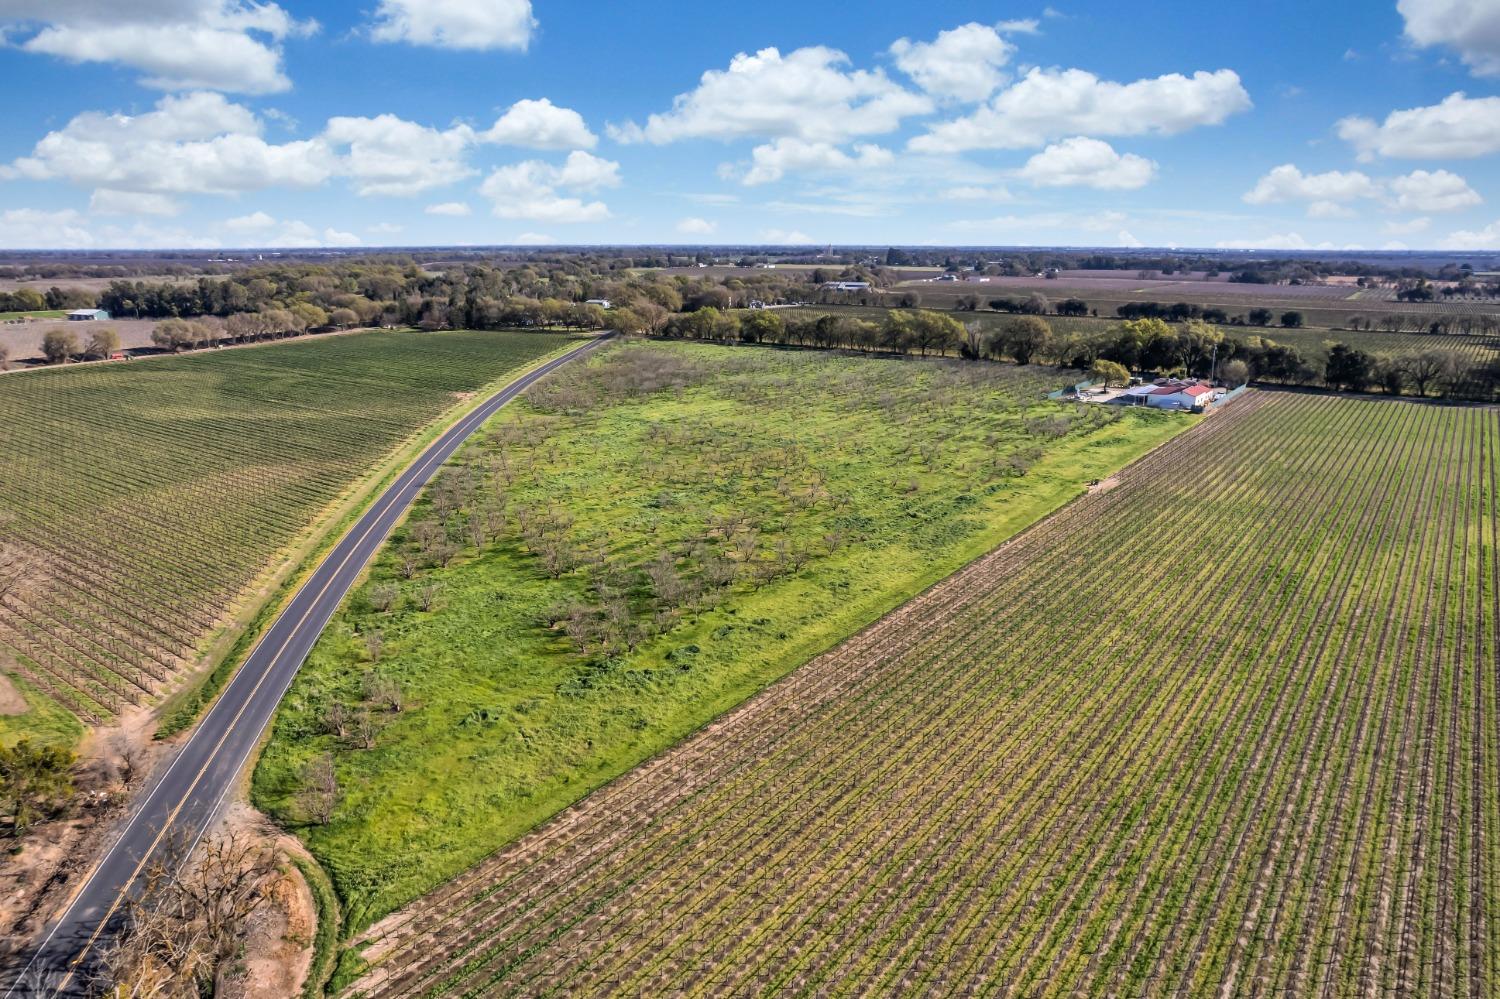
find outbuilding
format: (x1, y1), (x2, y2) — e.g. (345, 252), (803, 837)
(68, 309), (110, 321)
(1147, 382), (1215, 411)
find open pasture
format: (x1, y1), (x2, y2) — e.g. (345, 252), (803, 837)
(0, 329), (570, 735)
(345, 390), (1499, 998)
(254, 341), (1185, 934)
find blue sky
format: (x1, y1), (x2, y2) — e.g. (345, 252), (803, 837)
(2, 0), (1499, 250)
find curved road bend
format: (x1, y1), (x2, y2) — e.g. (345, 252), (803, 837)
(5, 334), (611, 998)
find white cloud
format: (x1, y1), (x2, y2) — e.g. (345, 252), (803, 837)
(481, 98), (596, 149)
(0, 208), (95, 249)
(1399, 0), (1500, 77)
(740, 138), (894, 185)
(613, 46), (932, 145)
(4, 92), (336, 196)
(368, 222), (404, 234)
(911, 67), (1250, 152)
(479, 151), (618, 223)
(88, 189), (182, 216)
(889, 22), (1017, 101)
(1243, 164), (1381, 205)
(1383, 240), (1411, 250)
(941, 185), (1015, 202)
(1307, 201), (1357, 219)
(0, 208), (233, 250)
(947, 210), (1131, 239)
(322, 114), (476, 196)
(676, 217), (717, 235)
(1215, 232), (1337, 250)
(243, 219), (360, 248)
(1243, 163), (1481, 215)
(1337, 92), (1500, 160)
(425, 201), (472, 216)
(760, 228), (814, 243)
(225, 210), (277, 231)
(1117, 229), (1144, 248)
(552, 150), (620, 190)
(1388, 168), (1483, 212)
(1384, 216), (1432, 235)
(1441, 218), (1500, 249)
(513, 232), (555, 244)
(1016, 137), (1157, 189)
(369, 0), (535, 51)
(2, 0), (315, 94)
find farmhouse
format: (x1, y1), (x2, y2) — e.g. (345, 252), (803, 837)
(1149, 380), (1215, 411)
(68, 309), (110, 321)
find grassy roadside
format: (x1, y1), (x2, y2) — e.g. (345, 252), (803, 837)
(154, 335), (586, 739)
(255, 343), (1193, 933)
(0, 672), (85, 748)
(289, 853), (342, 999)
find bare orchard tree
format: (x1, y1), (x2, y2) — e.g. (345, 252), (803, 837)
(95, 831), (279, 998)
(296, 752), (339, 825)
(107, 732), (147, 790)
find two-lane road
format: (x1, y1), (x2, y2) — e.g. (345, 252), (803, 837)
(5, 334), (610, 998)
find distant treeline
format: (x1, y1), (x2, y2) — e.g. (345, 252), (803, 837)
(647, 309), (1500, 403)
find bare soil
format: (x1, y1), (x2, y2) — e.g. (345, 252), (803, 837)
(0, 318), (160, 363)
(0, 707), (171, 969)
(0, 669), (25, 716)
(217, 803), (315, 999)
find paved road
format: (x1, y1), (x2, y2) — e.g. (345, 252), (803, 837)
(4, 335), (609, 998)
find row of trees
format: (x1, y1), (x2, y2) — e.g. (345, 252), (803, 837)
(39, 326), (121, 364)
(638, 307), (1500, 401)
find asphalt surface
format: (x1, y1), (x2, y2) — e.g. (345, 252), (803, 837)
(4, 334), (609, 998)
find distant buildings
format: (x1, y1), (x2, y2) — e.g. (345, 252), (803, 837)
(1122, 379), (1217, 411)
(585, 299), (612, 309)
(68, 309), (110, 321)
(822, 281), (870, 291)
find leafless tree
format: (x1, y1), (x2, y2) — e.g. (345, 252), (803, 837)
(95, 831), (279, 998)
(323, 701), (351, 741)
(296, 753), (339, 825)
(415, 582), (443, 613)
(367, 582), (400, 613)
(108, 733), (146, 789)
(351, 709), (377, 751)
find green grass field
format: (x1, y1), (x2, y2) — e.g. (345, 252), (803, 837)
(343, 390), (1500, 999)
(0, 310), (68, 321)
(253, 341), (1189, 932)
(0, 329), (573, 745)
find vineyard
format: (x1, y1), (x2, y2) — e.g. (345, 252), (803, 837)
(343, 391), (1499, 997)
(253, 342), (1185, 931)
(0, 329), (570, 735)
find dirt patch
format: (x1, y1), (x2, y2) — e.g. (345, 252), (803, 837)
(216, 803), (316, 999)
(0, 669), (25, 716)
(1, 707), (170, 967)
(0, 317), (160, 364)
(1088, 476), (1122, 494)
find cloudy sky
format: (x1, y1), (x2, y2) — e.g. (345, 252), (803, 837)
(2, 0), (1499, 250)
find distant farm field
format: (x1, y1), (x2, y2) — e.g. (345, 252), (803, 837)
(345, 391), (1499, 998)
(0, 329), (571, 740)
(253, 341), (1187, 933)
(902, 275), (1500, 333)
